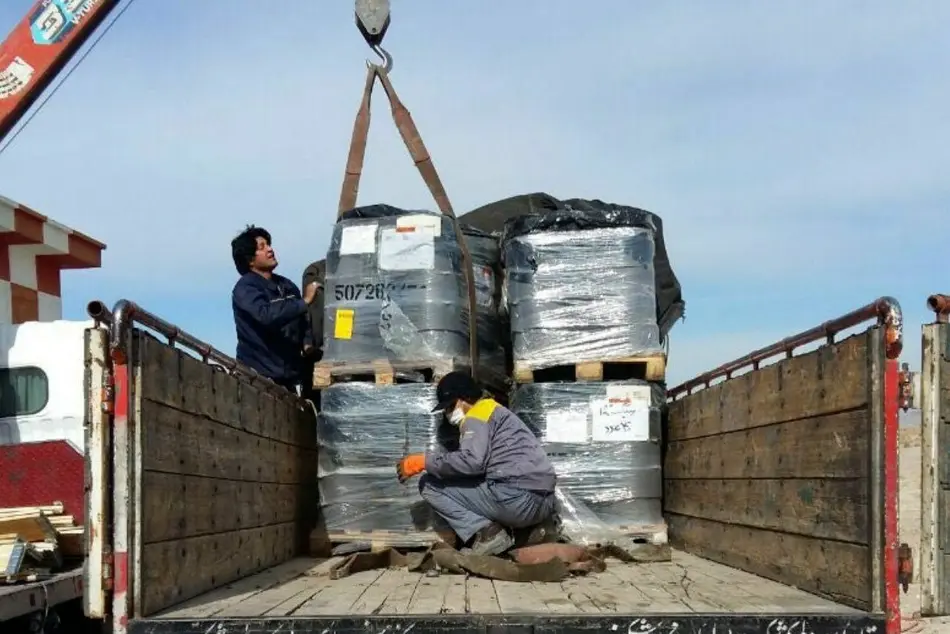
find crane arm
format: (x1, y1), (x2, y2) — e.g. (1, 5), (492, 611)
(0, 0), (121, 146)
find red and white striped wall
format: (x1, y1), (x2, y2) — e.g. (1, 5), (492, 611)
(0, 195), (105, 324)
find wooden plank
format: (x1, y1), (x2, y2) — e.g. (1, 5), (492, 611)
(313, 358), (469, 389)
(220, 560), (340, 618)
(178, 349), (215, 420)
(641, 561), (737, 612)
(0, 504), (64, 517)
(140, 399), (314, 484)
(139, 521), (297, 616)
(668, 332), (870, 441)
(668, 513), (871, 610)
(440, 574), (467, 614)
(0, 515), (57, 543)
(137, 333), (184, 409)
(465, 576), (500, 614)
(680, 552), (860, 612)
(155, 558), (324, 618)
(326, 529), (441, 550)
(664, 478), (868, 544)
(141, 472), (301, 543)
(293, 569), (385, 616)
(405, 573), (454, 614)
(373, 569), (425, 615)
(604, 564), (685, 612)
(664, 409), (870, 479)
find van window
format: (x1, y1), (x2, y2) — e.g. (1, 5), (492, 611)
(0, 367), (49, 418)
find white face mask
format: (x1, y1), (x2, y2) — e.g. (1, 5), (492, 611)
(448, 406), (466, 426)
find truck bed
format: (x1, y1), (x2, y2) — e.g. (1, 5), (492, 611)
(145, 551), (861, 626)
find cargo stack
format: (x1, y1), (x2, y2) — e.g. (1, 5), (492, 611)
(496, 195), (684, 553)
(313, 204), (508, 548)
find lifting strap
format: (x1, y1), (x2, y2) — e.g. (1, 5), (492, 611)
(337, 65), (480, 378)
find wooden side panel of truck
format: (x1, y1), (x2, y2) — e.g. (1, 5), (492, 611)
(84, 299), (902, 634)
(921, 317), (950, 616)
(667, 330), (886, 610)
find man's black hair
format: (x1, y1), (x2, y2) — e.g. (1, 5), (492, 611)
(231, 225), (272, 275)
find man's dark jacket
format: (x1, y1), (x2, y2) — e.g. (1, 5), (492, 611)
(232, 272), (313, 385)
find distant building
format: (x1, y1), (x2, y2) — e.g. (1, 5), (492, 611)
(0, 195), (105, 323)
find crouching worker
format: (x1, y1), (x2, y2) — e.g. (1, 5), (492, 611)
(395, 371), (557, 556)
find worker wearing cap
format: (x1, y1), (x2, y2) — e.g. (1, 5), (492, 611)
(396, 371), (557, 556)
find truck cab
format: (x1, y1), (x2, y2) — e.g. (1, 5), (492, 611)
(0, 320), (90, 450)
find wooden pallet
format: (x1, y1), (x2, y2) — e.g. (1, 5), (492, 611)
(513, 354), (666, 384)
(314, 529), (445, 554)
(313, 358), (468, 389)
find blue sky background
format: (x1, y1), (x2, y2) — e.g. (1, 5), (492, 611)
(0, 1), (946, 386)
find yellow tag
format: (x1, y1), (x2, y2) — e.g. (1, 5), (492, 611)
(334, 309), (354, 340)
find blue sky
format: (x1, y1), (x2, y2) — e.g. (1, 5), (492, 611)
(0, 1), (946, 386)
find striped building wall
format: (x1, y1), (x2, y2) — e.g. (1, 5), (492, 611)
(0, 195), (105, 324)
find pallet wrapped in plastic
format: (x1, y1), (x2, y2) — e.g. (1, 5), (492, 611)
(317, 382), (443, 533)
(510, 380), (665, 535)
(318, 381), (646, 544)
(322, 204), (507, 374)
(502, 202), (675, 367)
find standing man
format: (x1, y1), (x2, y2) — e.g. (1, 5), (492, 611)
(231, 225), (319, 393)
(395, 371), (558, 556)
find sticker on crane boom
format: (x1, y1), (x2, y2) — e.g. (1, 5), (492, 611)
(30, 0), (103, 46)
(0, 57), (35, 100)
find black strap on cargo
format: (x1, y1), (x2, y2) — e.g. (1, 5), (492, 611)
(342, 1), (480, 378)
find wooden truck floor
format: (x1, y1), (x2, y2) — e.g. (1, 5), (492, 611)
(134, 551), (883, 634)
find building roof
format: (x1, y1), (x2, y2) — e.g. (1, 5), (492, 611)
(0, 195), (106, 271)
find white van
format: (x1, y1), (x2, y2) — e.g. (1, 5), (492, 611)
(0, 319), (91, 452)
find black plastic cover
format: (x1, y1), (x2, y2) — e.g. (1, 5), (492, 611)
(461, 193), (685, 338)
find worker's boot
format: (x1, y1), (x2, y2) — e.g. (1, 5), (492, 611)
(470, 523), (514, 557)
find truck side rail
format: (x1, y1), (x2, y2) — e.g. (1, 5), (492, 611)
(84, 300), (318, 629)
(920, 293), (950, 616)
(667, 298), (902, 630)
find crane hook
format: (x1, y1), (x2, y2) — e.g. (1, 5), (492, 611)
(367, 44), (394, 73)
(355, 0), (393, 73)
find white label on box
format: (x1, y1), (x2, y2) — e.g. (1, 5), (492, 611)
(396, 214), (441, 236)
(378, 227), (435, 270)
(543, 411), (589, 444)
(339, 224), (377, 255)
(605, 384), (653, 408)
(590, 398), (650, 442)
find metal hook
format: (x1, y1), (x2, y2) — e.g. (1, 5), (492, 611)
(366, 43), (393, 73)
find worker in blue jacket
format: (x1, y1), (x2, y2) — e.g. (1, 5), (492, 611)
(396, 371), (558, 556)
(230, 225), (320, 393)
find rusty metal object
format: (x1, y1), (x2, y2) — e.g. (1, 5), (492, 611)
(927, 294), (950, 323)
(87, 299), (113, 326)
(898, 542), (914, 593)
(669, 296), (904, 398)
(86, 299), (295, 398)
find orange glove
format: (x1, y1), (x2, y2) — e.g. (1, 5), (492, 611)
(396, 454), (426, 483)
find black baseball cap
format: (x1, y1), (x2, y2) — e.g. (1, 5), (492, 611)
(431, 371), (483, 412)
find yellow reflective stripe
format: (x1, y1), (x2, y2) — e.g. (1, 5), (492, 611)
(464, 398), (498, 423)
